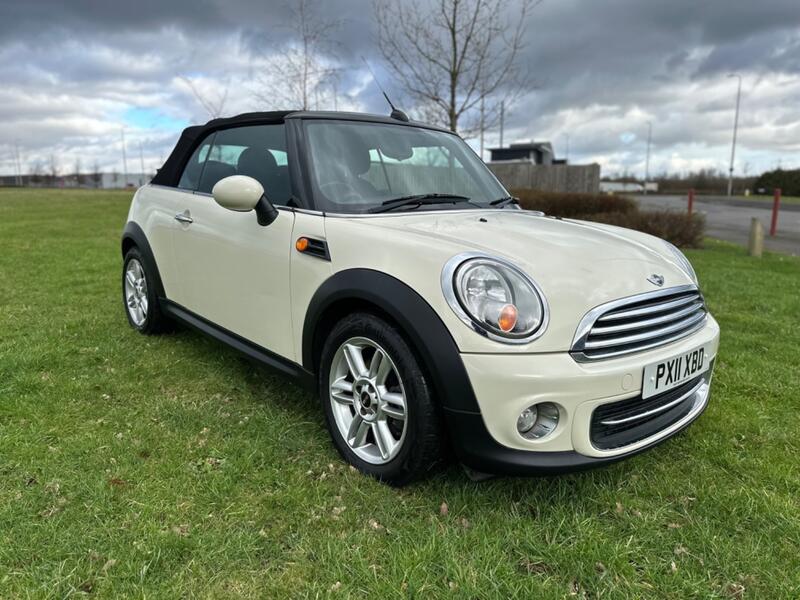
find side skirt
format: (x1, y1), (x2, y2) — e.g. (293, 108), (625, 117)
(161, 299), (316, 391)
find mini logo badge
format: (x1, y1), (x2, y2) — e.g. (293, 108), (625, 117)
(647, 274), (665, 287)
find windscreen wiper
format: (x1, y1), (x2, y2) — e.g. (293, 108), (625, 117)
(368, 193), (472, 214)
(489, 196), (520, 208)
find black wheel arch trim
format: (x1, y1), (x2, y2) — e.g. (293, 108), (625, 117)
(302, 268), (480, 414)
(121, 221), (166, 300)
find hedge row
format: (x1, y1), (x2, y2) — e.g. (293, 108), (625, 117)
(587, 210), (706, 249)
(511, 189), (705, 248)
(512, 189), (637, 217)
(754, 168), (800, 197)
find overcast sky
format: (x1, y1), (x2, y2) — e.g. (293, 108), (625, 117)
(1, 0), (799, 179)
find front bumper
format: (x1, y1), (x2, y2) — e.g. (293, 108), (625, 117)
(445, 315), (720, 475)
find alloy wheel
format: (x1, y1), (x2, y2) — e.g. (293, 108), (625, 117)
(124, 258), (149, 326)
(329, 337), (408, 464)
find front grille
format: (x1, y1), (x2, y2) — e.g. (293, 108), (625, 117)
(571, 285), (707, 361)
(590, 373), (707, 450)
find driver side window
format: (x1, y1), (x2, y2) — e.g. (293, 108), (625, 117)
(176, 124), (291, 206)
(178, 140), (212, 191)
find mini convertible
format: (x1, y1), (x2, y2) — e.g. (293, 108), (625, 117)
(122, 110), (720, 484)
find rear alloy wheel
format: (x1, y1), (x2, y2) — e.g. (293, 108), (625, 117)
(122, 247), (170, 334)
(320, 313), (442, 485)
(124, 258), (149, 327)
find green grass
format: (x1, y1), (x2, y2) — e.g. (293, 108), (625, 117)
(710, 194), (800, 205)
(748, 194), (800, 205)
(1, 188), (799, 599)
(647, 193), (800, 205)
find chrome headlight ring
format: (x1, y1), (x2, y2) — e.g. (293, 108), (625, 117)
(441, 252), (549, 344)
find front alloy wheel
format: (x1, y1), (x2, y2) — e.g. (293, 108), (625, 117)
(329, 337), (407, 464)
(319, 313), (443, 485)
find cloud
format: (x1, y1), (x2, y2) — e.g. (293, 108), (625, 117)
(0, 0), (798, 177)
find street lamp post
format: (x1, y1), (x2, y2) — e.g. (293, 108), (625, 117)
(727, 74), (742, 197)
(644, 121), (652, 195)
(120, 129), (128, 189)
(499, 100), (505, 148)
(14, 139), (24, 186)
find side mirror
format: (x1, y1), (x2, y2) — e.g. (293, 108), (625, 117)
(211, 175), (278, 226)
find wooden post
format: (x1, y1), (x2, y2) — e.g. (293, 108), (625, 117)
(687, 188), (694, 215)
(770, 188), (781, 237)
(748, 218), (764, 257)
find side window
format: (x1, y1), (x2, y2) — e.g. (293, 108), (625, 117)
(196, 123), (291, 205)
(177, 139), (212, 190)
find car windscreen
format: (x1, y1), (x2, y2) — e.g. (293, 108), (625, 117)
(303, 120), (507, 213)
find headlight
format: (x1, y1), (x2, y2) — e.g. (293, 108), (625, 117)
(665, 242), (698, 285)
(441, 254), (548, 343)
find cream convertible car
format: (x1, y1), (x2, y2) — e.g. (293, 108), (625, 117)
(122, 110), (720, 484)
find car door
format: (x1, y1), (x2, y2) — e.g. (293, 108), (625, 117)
(170, 123), (296, 360)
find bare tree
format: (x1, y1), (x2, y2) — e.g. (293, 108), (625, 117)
(254, 0), (340, 110)
(90, 160), (102, 188)
(179, 75), (229, 119)
(374, 0), (537, 135)
(29, 160), (43, 186)
(47, 154), (60, 186)
(74, 157), (84, 186)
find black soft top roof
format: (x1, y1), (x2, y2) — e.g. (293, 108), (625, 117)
(151, 110), (454, 187)
(151, 111), (291, 186)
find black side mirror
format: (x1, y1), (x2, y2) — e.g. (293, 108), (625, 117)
(255, 195), (279, 226)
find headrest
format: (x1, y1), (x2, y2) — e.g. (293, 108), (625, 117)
(199, 160), (237, 193)
(237, 147), (278, 177)
(336, 130), (371, 176)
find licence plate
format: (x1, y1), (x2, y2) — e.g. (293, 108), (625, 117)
(642, 345), (709, 399)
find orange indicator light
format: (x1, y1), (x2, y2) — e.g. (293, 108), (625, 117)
(498, 304), (518, 332)
(296, 237), (309, 252)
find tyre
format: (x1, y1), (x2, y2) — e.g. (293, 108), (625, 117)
(122, 247), (170, 334)
(319, 312), (443, 485)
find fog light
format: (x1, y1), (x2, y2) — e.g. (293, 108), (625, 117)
(516, 406), (537, 434)
(516, 402), (560, 440)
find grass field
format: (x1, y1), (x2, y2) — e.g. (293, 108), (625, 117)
(1, 188), (799, 599)
(737, 194), (800, 205)
(706, 194), (800, 206)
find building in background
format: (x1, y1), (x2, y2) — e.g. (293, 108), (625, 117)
(487, 141), (600, 194)
(599, 181), (659, 194)
(0, 172), (152, 188)
(488, 141), (565, 165)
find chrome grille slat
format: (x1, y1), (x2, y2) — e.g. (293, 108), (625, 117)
(571, 285), (707, 361)
(577, 319), (707, 360)
(596, 293), (697, 322)
(599, 378), (706, 426)
(590, 372), (711, 450)
(584, 311), (707, 350)
(590, 301), (704, 335)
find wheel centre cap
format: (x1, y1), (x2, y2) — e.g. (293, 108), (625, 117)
(354, 379), (379, 420)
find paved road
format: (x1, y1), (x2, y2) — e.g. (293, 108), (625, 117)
(633, 195), (800, 256)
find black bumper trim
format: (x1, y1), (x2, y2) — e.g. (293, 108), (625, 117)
(443, 391), (710, 476)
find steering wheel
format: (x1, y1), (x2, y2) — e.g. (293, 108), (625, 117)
(319, 180), (363, 203)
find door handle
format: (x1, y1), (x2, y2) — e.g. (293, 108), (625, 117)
(174, 212), (193, 224)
